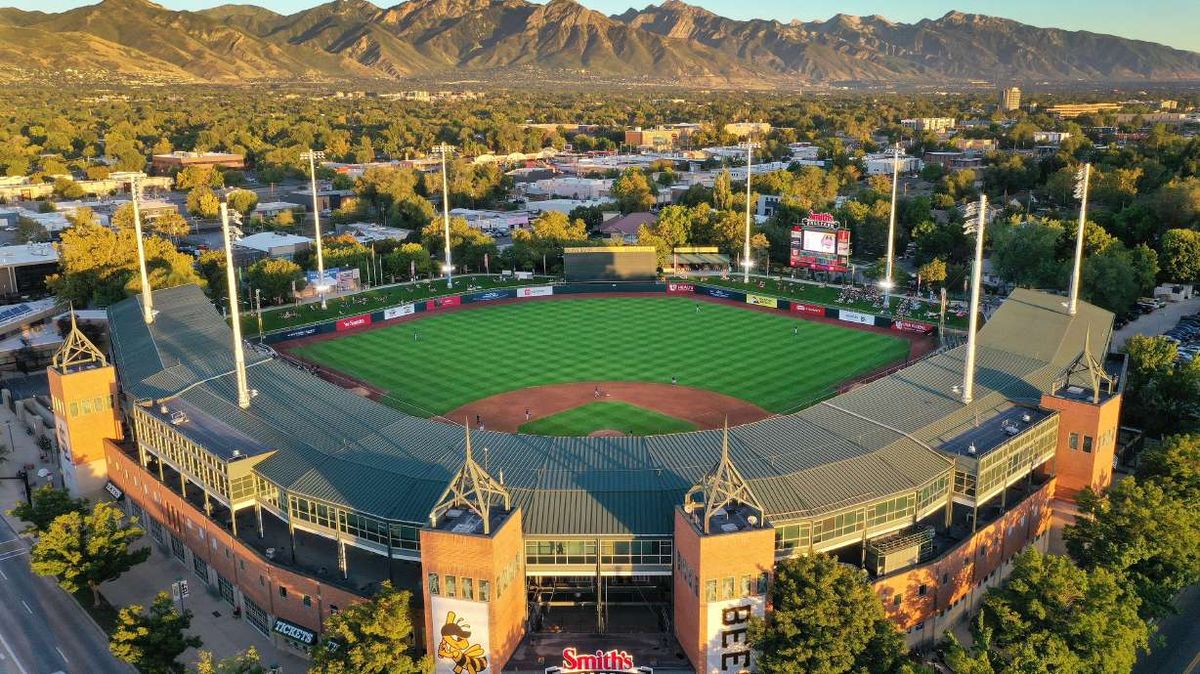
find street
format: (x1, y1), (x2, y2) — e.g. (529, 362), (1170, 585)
(0, 515), (131, 674)
(1135, 584), (1200, 674)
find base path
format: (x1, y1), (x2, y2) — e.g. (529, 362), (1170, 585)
(445, 381), (771, 433)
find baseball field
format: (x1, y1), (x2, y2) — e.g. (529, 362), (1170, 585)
(286, 296), (913, 435)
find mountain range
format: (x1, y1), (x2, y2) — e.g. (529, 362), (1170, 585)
(2, 0), (1199, 85)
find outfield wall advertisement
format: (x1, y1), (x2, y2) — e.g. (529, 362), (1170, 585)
(696, 286), (745, 302)
(667, 282), (696, 294)
(383, 304), (416, 321)
(516, 286), (554, 298)
(745, 293), (778, 309)
(705, 595), (765, 674)
(892, 319), (935, 335)
(336, 314), (372, 331)
(838, 309), (875, 326)
(465, 288), (515, 303)
(427, 295), (462, 311)
(790, 302), (827, 317)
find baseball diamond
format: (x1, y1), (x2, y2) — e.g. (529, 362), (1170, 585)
(70, 283), (1125, 673)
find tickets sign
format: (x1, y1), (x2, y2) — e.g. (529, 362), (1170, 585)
(892, 319), (934, 334)
(427, 296), (462, 311)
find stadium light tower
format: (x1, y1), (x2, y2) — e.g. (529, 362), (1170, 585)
(300, 149), (328, 309)
(1067, 163), (1091, 316)
(882, 143), (901, 299)
(220, 202), (252, 410)
(739, 140), (759, 283)
(125, 174), (154, 324)
(961, 195), (990, 405)
(433, 143), (456, 288)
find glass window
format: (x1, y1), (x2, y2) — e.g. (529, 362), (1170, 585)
(1083, 436), (1093, 453)
(479, 580), (490, 602)
(279, 586), (287, 598)
(1069, 433), (1079, 450)
(705, 580), (717, 602)
(740, 575), (751, 597)
(303, 595), (312, 607)
(893, 594), (902, 607)
(757, 572), (769, 595)
(428, 573), (440, 596)
(462, 577), (474, 601)
(918, 584), (928, 596)
(444, 576), (456, 598)
(721, 577), (735, 600)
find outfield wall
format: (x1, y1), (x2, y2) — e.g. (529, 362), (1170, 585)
(263, 281), (935, 344)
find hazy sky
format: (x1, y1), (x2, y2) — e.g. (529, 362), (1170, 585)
(11, 0), (1199, 53)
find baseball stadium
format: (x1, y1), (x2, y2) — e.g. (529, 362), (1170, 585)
(48, 247), (1126, 674)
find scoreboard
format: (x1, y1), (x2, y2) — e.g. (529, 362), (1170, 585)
(790, 213), (850, 272)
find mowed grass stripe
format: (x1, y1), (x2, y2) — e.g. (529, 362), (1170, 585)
(517, 402), (697, 437)
(292, 297), (911, 415)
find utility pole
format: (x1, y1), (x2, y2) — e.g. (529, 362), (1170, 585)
(1067, 163), (1090, 316)
(300, 149), (328, 308)
(883, 143), (900, 300)
(961, 195), (989, 405)
(129, 174), (154, 324)
(739, 140), (759, 283)
(433, 143), (456, 288)
(221, 202), (251, 410)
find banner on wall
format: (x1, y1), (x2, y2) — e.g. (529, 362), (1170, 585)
(383, 304), (416, 321)
(705, 595), (765, 674)
(667, 282), (696, 294)
(432, 597), (492, 674)
(745, 293), (778, 309)
(790, 302), (826, 317)
(517, 286), (554, 298)
(892, 319), (935, 335)
(336, 314), (371, 331)
(427, 295), (462, 311)
(838, 309), (875, 326)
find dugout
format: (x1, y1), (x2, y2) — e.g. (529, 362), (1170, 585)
(563, 246), (658, 281)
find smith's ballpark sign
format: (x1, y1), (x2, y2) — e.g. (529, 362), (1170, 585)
(545, 648), (652, 674)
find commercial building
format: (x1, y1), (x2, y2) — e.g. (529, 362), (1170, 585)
(923, 152), (983, 172)
(524, 177), (613, 201)
(0, 243), (59, 298)
(151, 151), (246, 175)
(79, 284), (1123, 668)
(1046, 103), (1121, 119)
(235, 232), (313, 261)
(723, 122), (771, 139)
(1032, 131), (1072, 145)
(625, 125), (700, 151)
(999, 86), (1022, 112)
(864, 153), (922, 176)
(900, 118), (956, 133)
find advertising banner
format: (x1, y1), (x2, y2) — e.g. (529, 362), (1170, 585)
(427, 295), (462, 311)
(667, 282), (696, 294)
(696, 286), (745, 302)
(892, 319), (935, 335)
(336, 314), (372, 331)
(335, 268), (360, 291)
(281, 325), (320, 340)
(838, 310), (875, 326)
(305, 268), (340, 288)
(431, 597), (492, 674)
(745, 293), (778, 309)
(705, 595), (765, 674)
(383, 304), (416, 321)
(790, 302), (826, 317)
(466, 289), (514, 303)
(516, 286), (554, 298)
(802, 229), (838, 255)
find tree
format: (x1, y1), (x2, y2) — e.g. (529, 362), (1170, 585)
(246, 258), (303, 305)
(917, 258), (947, 288)
(53, 177), (84, 199)
(420, 217), (497, 273)
(713, 169), (733, 211)
(611, 168), (657, 214)
(980, 549), (1149, 673)
(9, 485), (87, 534)
(1120, 335), (1200, 435)
(149, 211), (192, 239)
(568, 205), (605, 233)
(174, 165), (223, 191)
(195, 647), (266, 674)
(186, 187), (220, 219)
(511, 211), (588, 273)
(989, 219), (1065, 288)
(16, 216), (49, 243)
(748, 554), (906, 674)
(110, 592), (202, 674)
(30, 501), (150, 606)
(1161, 228), (1200, 282)
(310, 581), (429, 674)
(1081, 242), (1158, 314)
(1137, 433), (1200, 501)
(226, 189), (259, 216)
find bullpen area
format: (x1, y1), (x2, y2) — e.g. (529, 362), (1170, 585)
(283, 295), (913, 435)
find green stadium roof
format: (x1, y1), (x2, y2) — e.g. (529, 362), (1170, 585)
(108, 285), (1112, 536)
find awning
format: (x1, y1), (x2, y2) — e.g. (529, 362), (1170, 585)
(104, 481), (124, 500)
(273, 617), (316, 645)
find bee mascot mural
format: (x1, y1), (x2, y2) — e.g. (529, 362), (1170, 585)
(438, 611), (488, 674)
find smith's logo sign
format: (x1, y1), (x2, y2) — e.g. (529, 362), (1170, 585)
(546, 648), (651, 674)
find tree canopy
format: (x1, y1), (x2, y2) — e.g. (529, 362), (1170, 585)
(310, 581), (429, 674)
(8, 485), (87, 534)
(109, 591), (203, 674)
(30, 501), (150, 606)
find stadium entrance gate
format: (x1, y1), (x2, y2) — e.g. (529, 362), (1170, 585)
(528, 575), (672, 634)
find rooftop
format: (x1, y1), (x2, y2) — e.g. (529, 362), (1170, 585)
(146, 396), (274, 461)
(0, 243), (59, 267)
(236, 231), (313, 252)
(938, 406), (1051, 458)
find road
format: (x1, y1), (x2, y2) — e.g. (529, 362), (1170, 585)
(1135, 584), (1200, 674)
(0, 516), (131, 674)
(1111, 297), (1200, 350)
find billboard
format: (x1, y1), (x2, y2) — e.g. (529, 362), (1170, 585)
(790, 302), (826, 317)
(336, 314), (372, 331)
(667, 283), (695, 294)
(432, 597), (492, 674)
(838, 309), (875, 326)
(790, 213), (850, 272)
(892, 319), (935, 335)
(705, 595), (765, 674)
(696, 286), (744, 302)
(802, 229), (838, 255)
(517, 286), (554, 298)
(305, 267), (339, 288)
(745, 294), (778, 309)
(383, 304), (416, 321)
(281, 325), (320, 340)
(427, 295), (462, 311)
(467, 289), (513, 303)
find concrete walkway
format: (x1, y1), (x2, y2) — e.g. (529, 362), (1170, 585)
(1111, 298), (1200, 350)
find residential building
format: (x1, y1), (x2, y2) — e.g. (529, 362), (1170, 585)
(524, 177), (613, 201)
(723, 122), (771, 138)
(864, 153), (922, 176)
(900, 118), (957, 133)
(598, 212), (656, 244)
(1032, 131), (1072, 145)
(625, 125), (700, 151)
(1000, 86), (1022, 112)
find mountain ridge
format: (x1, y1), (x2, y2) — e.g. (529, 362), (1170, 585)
(2, 0), (1198, 84)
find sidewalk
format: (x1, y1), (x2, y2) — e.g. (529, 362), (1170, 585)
(102, 544), (309, 673)
(0, 399), (56, 534)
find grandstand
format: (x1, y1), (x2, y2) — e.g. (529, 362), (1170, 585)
(61, 283), (1125, 671)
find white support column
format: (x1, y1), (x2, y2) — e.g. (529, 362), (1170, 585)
(883, 144), (900, 299)
(435, 143), (455, 287)
(220, 202), (252, 410)
(962, 194), (988, 405)
(130, 175), (154, 324)
(740, 140), (758, 283)
(302, 150), (327, 309)
(1067, 163), (1090, 316)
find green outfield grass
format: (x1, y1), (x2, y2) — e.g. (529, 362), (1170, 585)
(517, 402), (697, 436)
(289, 296), (911, 418)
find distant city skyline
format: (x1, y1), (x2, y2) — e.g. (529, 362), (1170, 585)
(9, 0), (1198, 53)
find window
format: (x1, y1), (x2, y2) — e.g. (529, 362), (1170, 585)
(428, 573), (440, 596)
(918, 584), (928, 597)
(721, 577), (735, 600)
(479, 580), (491, 602)
(1083, 436), (1093, 453)
(279, 586), (287, 598)
(705, 580), (717, 602)
(740, 575), (751, 597)
(462, 577), (474, 601)
(757, 572), (769, 595)
(444, 576), (456, 598)
(893, 594), (902, 607)
(303, 595), (312, 607)
(941, 573), (948, 583)
(1069, 433), (1079, 450)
